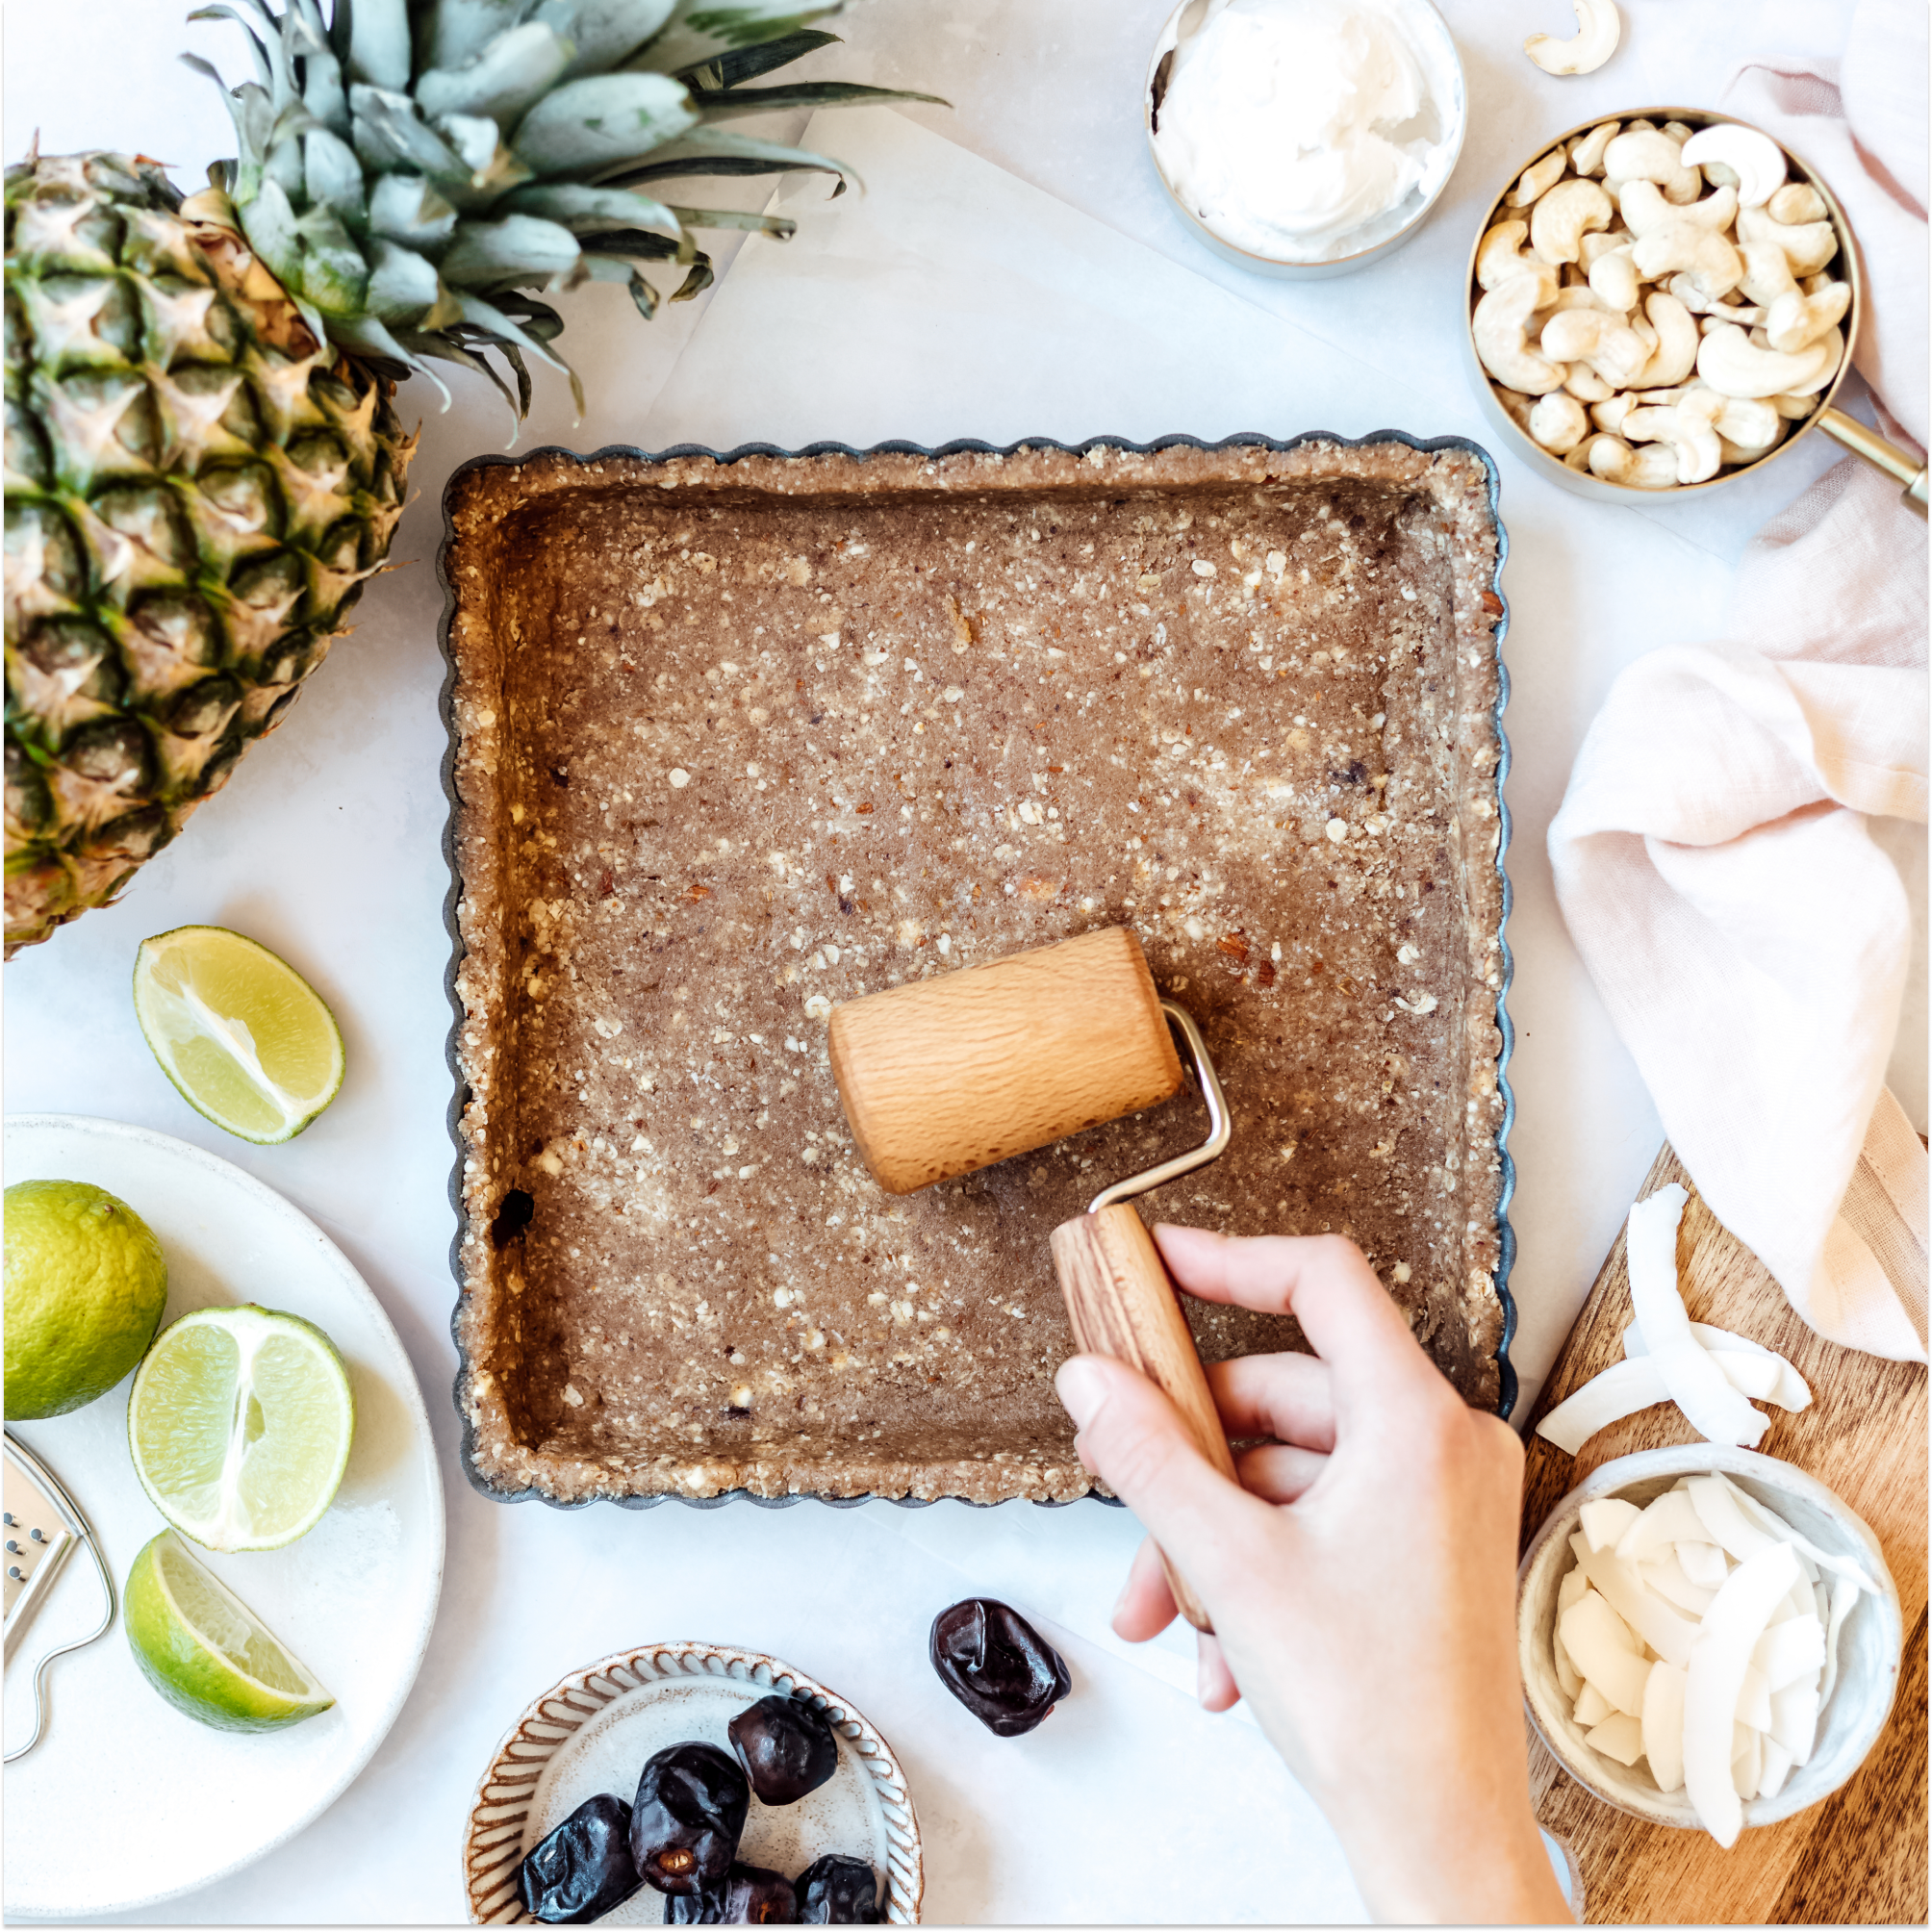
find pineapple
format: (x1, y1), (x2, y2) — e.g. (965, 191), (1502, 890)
(4, 0), (938, 953)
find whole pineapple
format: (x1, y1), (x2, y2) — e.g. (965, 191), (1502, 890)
(4, 0), (936, 953)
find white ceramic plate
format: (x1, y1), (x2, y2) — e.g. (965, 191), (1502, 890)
(464, 1644), (923, 1923)
(2, 1114), (445, 1919)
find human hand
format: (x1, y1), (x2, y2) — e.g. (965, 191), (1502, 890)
(1053, 1228), (1568, 1926)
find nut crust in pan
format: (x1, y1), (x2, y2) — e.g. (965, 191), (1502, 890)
(444, 439), (1510, 1507)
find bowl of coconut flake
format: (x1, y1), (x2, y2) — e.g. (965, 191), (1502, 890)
(1517, 1445), (1903, 1845)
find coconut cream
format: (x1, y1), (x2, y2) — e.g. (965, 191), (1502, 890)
(1150, 0), (1462, 264)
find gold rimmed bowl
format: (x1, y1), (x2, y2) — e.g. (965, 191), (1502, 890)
(1463, 107), (1926, 515)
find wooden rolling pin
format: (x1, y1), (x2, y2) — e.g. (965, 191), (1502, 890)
(828, 928), (1237, 1632)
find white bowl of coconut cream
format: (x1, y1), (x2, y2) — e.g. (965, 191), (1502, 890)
(1146, 0), (1465, 277)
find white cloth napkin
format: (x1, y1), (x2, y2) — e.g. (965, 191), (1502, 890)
(1548, 0), (1930, 1362)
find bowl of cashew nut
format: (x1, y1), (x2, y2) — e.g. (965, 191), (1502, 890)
(1464, 108), (1926, 512)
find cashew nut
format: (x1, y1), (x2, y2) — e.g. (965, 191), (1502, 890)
(1619, 178), (1738, 237)
(1695, 319), (1834, 398)
(1541, 306), (1649, 387)
(1507, 147), (1570, 208)
(1631, 219), (1742, 298)
(1737, 206), (1839, 276)
(1622, 388), (1731, 482)
(1531, 176), (1614, 264)
(1549, 284), (1612, 315)
(1768, 183), (1827, 226)
(1579, 227), (1631, 265)
(1529, 391), (1589, 452)
(1588, 244), (1640, 312)
(1768, 390), (1818, 419)
(1706, 393), (1781, 450)
(1477, 218), (1539, 291)
(1718, 422), (1787, 467)
(1801, 270), (1835, 296)
(1765, 278), (1850, 354)
(1737, 237), (1799, 307)
(1677, 124), (1787, 208)
(1473, 265), (1565, 392)
(1524, 0), (1620, 75)
(1589, 393), (1636, 434)
(1563, 361), (1616, 401)
(1604, 129), (1689, 187)
(1779, 324), (1843, 395)
(1589, 435), (1679, 488)
(1630, 289), (1699, 388)
(1569, 120), (1621, 177)
(1666, 274), (1764, 324)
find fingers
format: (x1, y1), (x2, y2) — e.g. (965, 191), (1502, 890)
(1154, 1225), (1440, 1410)
(1233, 1440), (1329, 1504)
(1196, 1633), (1242, 1713)
(1055, 1353), (1277, 1604)
(1112, 1534), (1179, 1642)
(1208, 1351), (1336, 1452)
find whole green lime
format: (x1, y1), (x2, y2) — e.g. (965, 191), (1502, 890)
(5, 1180), (168, 1418)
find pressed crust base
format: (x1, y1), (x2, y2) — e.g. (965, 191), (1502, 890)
(445, 441), (1508, 1505)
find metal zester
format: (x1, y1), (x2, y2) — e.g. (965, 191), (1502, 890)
(4, 1430), (115, 1763)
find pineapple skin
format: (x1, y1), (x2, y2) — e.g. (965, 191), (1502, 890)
(4, 153), (411, 954)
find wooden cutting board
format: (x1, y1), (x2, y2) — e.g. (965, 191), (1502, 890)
(1519, 1144), (1928, 1925)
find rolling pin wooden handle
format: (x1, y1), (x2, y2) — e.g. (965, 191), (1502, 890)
(1049, 1203), (1236, 1635)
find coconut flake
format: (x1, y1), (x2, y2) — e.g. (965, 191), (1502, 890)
(1574, 1679), (1614, 1728)
(1536, 1357), (1673, 1454)
(1769, 1676), (1821, 1765)
(1614, 1489), (1712, 1563)
(1562, 1589), (1652, 1716)
(1687, 1476), (1783, 1566)
(1753, 1614), (1826, 1690)
(1570, 1532), (1700, 1669)
(1626, 1186), (1769, 1448)
(1640, 1550), (1718, 1616)
(1641, 1660), (1688, 1792)
(1818, 1573), (1861, 1711)
(1586, 1711), (1647, 1766)
(1715, 1474), (1877, 1594)
(1736, 1661), (1773, 1731)
(1683, 1540), (1801, 1846)
(1678, 1538), (1731, 1589)
(1757, 1737), (1794, 1800)
(1581, 1496), (1642, 1553)
(1623, 1319), (1812, 1411)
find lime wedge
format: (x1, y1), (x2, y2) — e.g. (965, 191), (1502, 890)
(124, 1530), (335, 1732)
(128, 1305), (355, 1552)
(133, 926), (344, 1144)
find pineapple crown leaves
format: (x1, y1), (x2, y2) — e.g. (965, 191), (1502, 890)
(184, 0), (945, 426)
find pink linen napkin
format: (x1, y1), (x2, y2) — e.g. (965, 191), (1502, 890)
(1547, 0), (1929, 1362)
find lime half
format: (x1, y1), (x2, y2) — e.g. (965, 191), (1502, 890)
(133, 926), (344, 1143)
(128, 1305), (355, 1552)
(4, 1179), (168, 1419)
(125, 1529), (334, 1732)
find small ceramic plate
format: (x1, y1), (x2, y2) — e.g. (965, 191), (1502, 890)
(464, 1644), (923, 1923)
(2, 1114), (445, 1919)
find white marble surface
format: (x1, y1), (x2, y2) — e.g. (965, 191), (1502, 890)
(3, 0), (1920, 1922)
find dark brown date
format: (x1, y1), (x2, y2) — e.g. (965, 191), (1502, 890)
(727, 1695), (839, 1805)
(517, 1793), (641, 1924)
(929, 1597), (1071, 1737)
(795, 1854), (881, 1923)
(630, 1742), (750, 1894)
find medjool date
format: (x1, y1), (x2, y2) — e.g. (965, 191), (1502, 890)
(727, 1694), (839, 1805)
(929, 1597), (1071, 1737)
(795, 1854), (881, 1924)
(517, 1793), (641, 1924)
(664, 1865), (799, 1925)
(630, 1742), (750, 1894)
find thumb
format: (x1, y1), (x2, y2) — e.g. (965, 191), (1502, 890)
(1055, 1354), (1272, 1601)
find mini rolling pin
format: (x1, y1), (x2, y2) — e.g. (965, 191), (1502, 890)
(827, 927), (1237, 1632)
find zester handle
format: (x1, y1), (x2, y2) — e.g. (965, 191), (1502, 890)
(1050, 1203), (1235, 1634)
